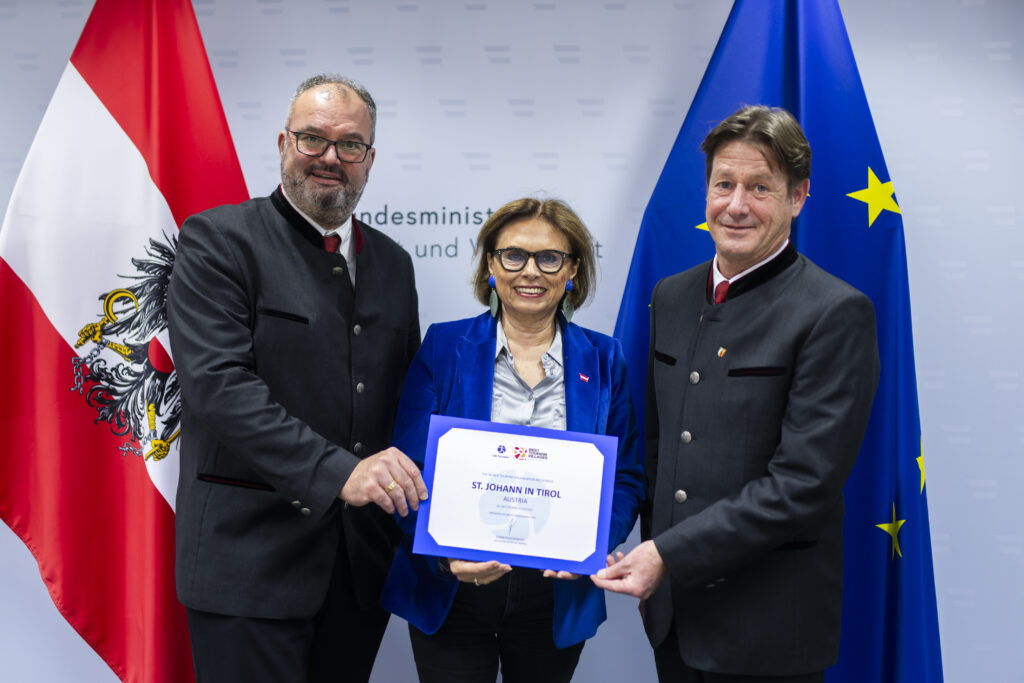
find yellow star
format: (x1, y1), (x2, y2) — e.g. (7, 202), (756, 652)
(917, 440), (926, 494)
(876, 502), (906, 559)
(847, 167), (901, 226)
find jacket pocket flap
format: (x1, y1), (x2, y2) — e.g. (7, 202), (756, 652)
(728, 366), (786, 377)
(653, 350), (677, 366)
(198, 472), (275, 492)
(257, 307), (309, 324)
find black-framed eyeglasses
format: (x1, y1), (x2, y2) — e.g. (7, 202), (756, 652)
(287, 130), (372, 163)
(491, 247), (575, 274)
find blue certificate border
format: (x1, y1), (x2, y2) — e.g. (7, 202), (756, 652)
(412, 414), (618, 575)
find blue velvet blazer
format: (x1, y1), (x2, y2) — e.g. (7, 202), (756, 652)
(380, 311), (644, 648)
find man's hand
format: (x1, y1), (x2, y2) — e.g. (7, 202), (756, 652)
(590, 540), (667, 600)
(338, 446), (428, 517)
(449, 559), (512, 586)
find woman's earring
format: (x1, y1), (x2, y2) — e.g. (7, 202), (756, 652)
(488, 275), (500, 318)
(561, 280), (575, 322)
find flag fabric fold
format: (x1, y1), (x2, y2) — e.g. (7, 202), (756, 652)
(614, 1), (943, 680)
(0, 1), (248, 681)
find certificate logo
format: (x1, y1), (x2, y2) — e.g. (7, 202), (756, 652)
(511, 444), (548, 461)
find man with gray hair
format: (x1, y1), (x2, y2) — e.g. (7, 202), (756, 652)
(593, 106), (880, 682)
(168, 74), (425, 682)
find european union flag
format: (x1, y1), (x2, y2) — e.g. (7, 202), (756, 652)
(613, 1), (943, 680)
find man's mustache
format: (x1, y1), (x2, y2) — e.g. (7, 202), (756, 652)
(307, 163), (348, 184)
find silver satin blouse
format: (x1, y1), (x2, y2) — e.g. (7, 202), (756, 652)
(491, 321), (567, 430)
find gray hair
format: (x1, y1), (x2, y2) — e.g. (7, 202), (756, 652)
(285, 73), (377, 144)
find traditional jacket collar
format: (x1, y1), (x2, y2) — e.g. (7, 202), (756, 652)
(705, 240), (798, 303)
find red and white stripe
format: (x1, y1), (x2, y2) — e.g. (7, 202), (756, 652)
(0, 1), (247, 681)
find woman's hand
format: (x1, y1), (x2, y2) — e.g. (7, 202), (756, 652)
(542, 570), (581, 580)
(449, 559), (512, 586)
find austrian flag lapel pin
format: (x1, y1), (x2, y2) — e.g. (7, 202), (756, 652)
(578, 373), (589, 383)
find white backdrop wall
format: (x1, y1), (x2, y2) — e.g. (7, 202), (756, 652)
(1, 1), (1022, 681)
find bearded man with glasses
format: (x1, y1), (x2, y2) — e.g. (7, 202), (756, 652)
(168, 73), (426, 683)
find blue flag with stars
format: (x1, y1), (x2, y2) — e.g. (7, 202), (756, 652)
(614, 1), (943, 680)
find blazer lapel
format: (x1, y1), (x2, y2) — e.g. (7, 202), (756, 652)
(453, 314), (497, 421)
(563, 321), (600, 434)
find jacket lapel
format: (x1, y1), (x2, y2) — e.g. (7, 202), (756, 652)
(562, 319), (600, 434)
(453, 313), (497, 421)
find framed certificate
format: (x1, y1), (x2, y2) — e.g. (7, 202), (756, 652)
(412, 414), (618, 575)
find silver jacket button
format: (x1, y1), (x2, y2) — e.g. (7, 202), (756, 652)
(674, 490), (688, 504)
(689, 371), (700, 384)
(680, 430), (692, 444)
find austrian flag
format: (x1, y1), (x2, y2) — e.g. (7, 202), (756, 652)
(0, 1), (247, 682)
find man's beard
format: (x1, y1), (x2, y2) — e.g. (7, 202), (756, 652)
(282, 161), (365, 227)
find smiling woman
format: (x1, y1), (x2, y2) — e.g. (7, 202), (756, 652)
(379, 197), (645, 683)
(471, 199), (595, 321)
(488, 219), (577, 333)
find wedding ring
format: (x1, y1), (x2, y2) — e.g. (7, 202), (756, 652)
(474, 578), (480, 586)
(384, 481), (397, 493)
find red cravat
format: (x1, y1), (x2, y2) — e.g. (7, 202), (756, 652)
(714, 280), (730, 304)
(323, 233), (341, 254)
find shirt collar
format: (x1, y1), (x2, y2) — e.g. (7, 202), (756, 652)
(495, 320), (563, 368)
(712, 238), (790, 290)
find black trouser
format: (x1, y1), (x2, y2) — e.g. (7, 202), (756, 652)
(654, 623), (824, 683)
(186, 536), (390, 683)
(408, 568), (584, 683)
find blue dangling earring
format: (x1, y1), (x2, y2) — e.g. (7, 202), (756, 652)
(561, 280), (575, 323)
(488, 275), (500, 318)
